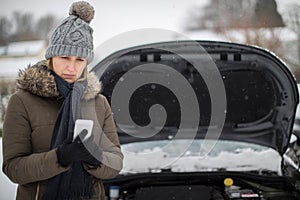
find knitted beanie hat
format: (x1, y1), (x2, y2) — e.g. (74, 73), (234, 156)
(45, 1), (95, 63)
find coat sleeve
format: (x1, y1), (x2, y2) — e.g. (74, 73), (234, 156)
(84, 95), (123, 179)
(2, 94), (68, 185)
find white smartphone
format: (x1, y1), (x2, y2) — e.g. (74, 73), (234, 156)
(73, 119), (94, 142)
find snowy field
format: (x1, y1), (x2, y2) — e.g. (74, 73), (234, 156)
(0, 138), (17, 200)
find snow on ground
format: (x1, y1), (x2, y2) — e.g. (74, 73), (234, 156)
(0, 40), (45, 78)
(0, 138), (17, 200)
(0, 56), (40, 78)
(0, 40), (45, 57)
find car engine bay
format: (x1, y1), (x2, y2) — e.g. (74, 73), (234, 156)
(103, 172), (300, 200)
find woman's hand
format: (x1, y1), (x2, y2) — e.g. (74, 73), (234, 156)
(56, 130), (103, 167)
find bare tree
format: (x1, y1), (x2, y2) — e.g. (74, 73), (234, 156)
(185, 0), (257, 31)
(286, 3), (300, 62)
(35, 14), (57, 42)
(222, 28), (284, 58)
(185, 0), (284, 31)
(278, 3), (300, 82)
(0, 12), (58, 43)
(184, 0), (287, 59)
(0, 17), (12, 45)
(11, 11), (38, 41)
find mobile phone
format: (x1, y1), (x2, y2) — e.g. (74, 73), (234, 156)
(73, 119), (94, 142)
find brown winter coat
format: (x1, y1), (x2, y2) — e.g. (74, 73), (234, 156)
(2, 61), (123, 200)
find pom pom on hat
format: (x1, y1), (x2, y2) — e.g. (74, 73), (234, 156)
(45, 1), (95, 63)
(69, 1), (95, 24)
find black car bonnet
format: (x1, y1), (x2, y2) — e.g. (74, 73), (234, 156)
(92, 40), (299, 155)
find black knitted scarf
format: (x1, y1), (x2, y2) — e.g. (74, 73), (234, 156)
(43, 72), (94, 200)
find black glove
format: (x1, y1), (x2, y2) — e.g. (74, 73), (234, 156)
(81, 134), (103, 167)
(56, 129), (103, 167)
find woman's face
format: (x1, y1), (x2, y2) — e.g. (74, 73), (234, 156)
(52, 56), (87, 83)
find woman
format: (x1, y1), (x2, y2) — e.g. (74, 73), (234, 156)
(2, 1), (123, 200)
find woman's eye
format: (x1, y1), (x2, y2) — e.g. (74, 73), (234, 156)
(77, 58), (85, 62)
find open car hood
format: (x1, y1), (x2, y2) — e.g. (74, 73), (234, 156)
(92, 40), (299, 155)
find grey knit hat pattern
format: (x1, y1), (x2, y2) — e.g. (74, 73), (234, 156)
(45, 1), (95, 63)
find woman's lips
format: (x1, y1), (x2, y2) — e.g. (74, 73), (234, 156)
(63, 74), (76, 79)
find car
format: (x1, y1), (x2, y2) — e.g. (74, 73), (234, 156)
(91, 40), (300, 200)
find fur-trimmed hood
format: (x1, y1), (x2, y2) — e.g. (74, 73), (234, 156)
(17, 60), (101, 100)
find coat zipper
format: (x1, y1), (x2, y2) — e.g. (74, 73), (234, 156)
(35, 182), (40, 200)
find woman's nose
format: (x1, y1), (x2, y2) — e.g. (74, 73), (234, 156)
(66, 61), (76, 71)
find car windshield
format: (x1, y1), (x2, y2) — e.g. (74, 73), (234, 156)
(120, 139), (282, 175)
